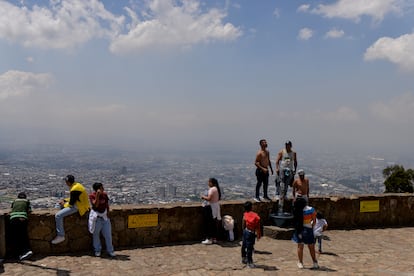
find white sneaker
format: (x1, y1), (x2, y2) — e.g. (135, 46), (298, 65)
(253, 197), (261, 202)
(201, 239), (212, 245)
(108, 252), (116, 257)
(51, 236), (65, 244)
(95, 251), (101, 257)
(19, 250), (33, 261)
(297, 262), (304, 269)
(313, 262), (319, 269)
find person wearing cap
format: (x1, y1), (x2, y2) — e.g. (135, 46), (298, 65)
(51, 175), (90, 244)
(275, 140), (297, 199)
(292, 169), (309, 203)
(254, 139), (274, 202)
(9, 192), (33, 261)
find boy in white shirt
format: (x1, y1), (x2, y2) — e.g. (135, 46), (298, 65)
(313, 212), (328, 253)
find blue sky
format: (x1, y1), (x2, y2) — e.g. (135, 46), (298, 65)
(0, 0), (414, 155)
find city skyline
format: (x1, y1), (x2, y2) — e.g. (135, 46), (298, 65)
(0, 144), (409, 209)
(0, 0), (413, 154)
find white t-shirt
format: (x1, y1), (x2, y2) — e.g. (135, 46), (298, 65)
(313, 218), (328, 237)
(207, 186), (221, 220)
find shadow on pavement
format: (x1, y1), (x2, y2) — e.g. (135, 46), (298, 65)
(313, 266), (337, 272)
(254, 264), (278, 271)
(254, 249), (272, 255)
(216, 241), (240, 248)
(108, 254), (130, 261)
(19, 261), (71, 275)
(319, 251), (338, 256)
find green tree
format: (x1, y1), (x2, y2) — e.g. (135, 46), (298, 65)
(383, 165), (414, 193)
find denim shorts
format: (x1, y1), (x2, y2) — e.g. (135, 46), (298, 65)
(292, 227), (315, 244)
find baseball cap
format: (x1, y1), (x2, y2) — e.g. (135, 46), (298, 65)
(297, 169), (305, 176)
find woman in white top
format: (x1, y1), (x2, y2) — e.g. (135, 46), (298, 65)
(201, 178), (222, 244)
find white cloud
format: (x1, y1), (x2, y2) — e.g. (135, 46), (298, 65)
(109, 0), (242, 54)
(297, 4), (310, 13)
(369, 93), (414, 122)
(325, 28), (345, 39)
(364, 33), (414, 71)
(0, 70), (53, 100)
(0, 0), (124, 49)
(310, 0), (403, 23)
(297, 28), (313, 41)
(0, 0), (241, 53)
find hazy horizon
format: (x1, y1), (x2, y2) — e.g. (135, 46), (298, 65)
(1, 1), (414, 157)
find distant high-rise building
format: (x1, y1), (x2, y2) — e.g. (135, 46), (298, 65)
(168, 184), (176, 197)
(157, 186), (166, 199)
(120, 166), (127, 174)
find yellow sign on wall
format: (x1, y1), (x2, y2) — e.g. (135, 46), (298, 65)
(128, 214), (159, 228)
(360, 200), (380, 212)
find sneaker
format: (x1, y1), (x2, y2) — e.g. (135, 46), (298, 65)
(95, 251), (101, 257)
(313, 262), (319, 269)
(201, 239), (212, 245)
(51, 236), (65, 244)
(247, 262), (256, 268)
(108, 252), (116, 257)
(297, 262), (304, 269)
(241, 257), (247, 264)
(19, 250), (33, 261)
(254, 197), (261, 202)
(212, 238), (217, 244)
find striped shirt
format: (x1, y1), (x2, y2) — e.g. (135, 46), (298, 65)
(10, 198), (31, 220)
(303, 206), (316, 228)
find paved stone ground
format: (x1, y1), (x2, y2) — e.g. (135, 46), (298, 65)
(1, 227), (414, 275)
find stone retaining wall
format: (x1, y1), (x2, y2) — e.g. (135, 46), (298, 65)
(1, 194), (413, 257)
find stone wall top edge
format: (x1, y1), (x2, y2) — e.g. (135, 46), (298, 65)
(1, 194), (413, 215)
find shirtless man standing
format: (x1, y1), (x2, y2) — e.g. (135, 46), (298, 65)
(254, 139), (274, 202)
(292, 169), (309, 202)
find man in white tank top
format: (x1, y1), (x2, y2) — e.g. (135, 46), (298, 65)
(275, 140), (297, 199)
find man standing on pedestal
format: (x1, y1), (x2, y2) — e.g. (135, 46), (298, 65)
(275, 140), (297, 201)
(254, 139), (274, 202)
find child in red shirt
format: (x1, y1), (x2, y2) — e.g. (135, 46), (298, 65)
(241, 201), (261, 268)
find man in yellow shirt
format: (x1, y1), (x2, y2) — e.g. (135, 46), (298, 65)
(51, 175), (90, 244)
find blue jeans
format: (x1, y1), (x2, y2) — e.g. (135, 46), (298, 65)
(278, 169), (293, 198)
(55, 206), (78, 236)
(241, 229), (256, 263)
(315, 235), (323, 251)
(93, 217), (114, 253)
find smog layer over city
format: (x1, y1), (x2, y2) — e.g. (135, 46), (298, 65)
(0, 1), (414, 209)
(1, 143), (412, 210)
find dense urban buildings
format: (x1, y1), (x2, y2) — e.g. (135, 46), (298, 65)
(0, 144), (410, 210)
